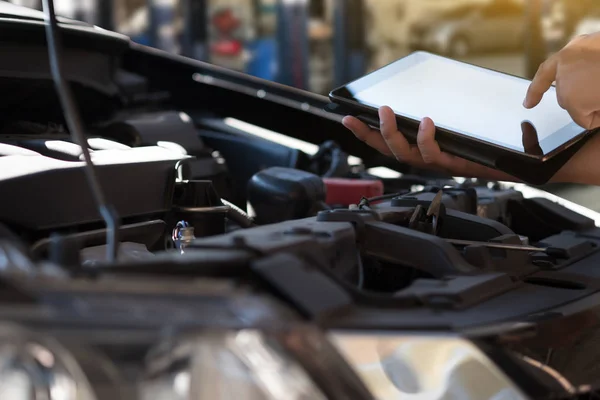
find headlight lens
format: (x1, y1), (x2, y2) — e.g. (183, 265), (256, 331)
(0, 323), (96, 400)
(140, 330), (327, 400)
(330, 333), (527, 400)
(0, 322), (372, 400)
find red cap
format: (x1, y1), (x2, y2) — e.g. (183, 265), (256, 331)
(323, 178), (384, 206)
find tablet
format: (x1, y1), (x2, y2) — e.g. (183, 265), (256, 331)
(329, 52), (590, 161)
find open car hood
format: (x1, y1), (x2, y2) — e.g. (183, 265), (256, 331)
(0, 1), (85, 25)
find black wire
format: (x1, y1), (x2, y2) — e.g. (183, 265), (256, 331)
(42, 0), (120, 263)
(356, 249), (364, 290)
(358, 191), (409, 209)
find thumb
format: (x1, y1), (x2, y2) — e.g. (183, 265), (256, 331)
(416, 117), (440, 164)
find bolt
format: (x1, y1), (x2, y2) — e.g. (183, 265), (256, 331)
(179, 227), (195, 242)
(172, 223), (195, 254)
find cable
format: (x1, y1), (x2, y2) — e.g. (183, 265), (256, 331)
(42, 0), (120, 263)
(358, 191), (410, 209)
(356, 249), (364, 290)
(221, 199), (257, 229)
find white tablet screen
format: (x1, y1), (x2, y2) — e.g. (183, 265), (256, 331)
(341, 52), (585, 156)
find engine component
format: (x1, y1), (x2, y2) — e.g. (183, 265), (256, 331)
(221, 198), (256, 229)
(80, 242), (155, 266)
(323, 178), (384, 206)
(446, 238), (569, 258)
(392, 187), (479, 215)
(185, 192), (600, 315)
(41, 0), (122, 263)
(509, 197), (596, 242)
(172, 220), (195, 253)
(307, 140), (350, 177)
(197, 119), (307, 206)
(0, 145), (184, 231)
(248, 167), (326, 225)
(93, 111), (235, 202)
(171, 180), (228, 239)
(31, 220), (167, 261)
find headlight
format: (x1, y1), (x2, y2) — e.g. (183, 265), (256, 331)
(0, 322), (373, 400)
(0, 323), (96, 400)
(330, 333), (527, 400)
(140, 330), (328, 400)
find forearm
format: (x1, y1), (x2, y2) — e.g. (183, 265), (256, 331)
(552, 133), (600, 185)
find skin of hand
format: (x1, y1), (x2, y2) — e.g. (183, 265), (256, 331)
(524, 32), (600, 130)
(343, 33), (600, 185)
(342, 107), (517, 182)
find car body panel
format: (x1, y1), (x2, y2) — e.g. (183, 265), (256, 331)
(411, 0), (526, 55)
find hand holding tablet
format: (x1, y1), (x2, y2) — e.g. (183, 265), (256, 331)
(342, 108), (516, 182)
(344, 107), (548, 183)
(329, 49), (600, 185)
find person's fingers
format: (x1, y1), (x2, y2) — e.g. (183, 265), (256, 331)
(346, 111), (520, 182)
(342, 116), (393, 156)
(378, 106), (421, 163)
(414, 118), (455, 168)
(416, 117), (441, 164)
(414, 118), (517, 180)
(524, 56), (559, 109)
(414, 117), (469, 173)
(521, 121), (543, 156)
(342, 116), (367, 137)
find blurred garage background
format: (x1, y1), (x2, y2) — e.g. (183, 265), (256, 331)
(7, 0), (600, 208)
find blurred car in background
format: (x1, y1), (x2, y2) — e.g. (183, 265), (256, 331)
(409, 0), (525, 57)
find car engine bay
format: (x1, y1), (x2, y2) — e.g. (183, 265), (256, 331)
(3, 3), (600, 399)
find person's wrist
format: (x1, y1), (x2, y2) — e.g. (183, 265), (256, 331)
(549, 165), (575, 184)
(550, 133), (600, 185)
